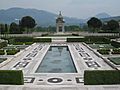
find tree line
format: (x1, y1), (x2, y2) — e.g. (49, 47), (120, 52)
(0, 15), (120, 34)
(87, 17), (120, 33)
(0, 16), (36, 34)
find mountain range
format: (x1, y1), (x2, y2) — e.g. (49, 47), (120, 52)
(0, 8), (119, 26)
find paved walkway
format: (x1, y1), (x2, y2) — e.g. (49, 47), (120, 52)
(0, 43), (119, 90)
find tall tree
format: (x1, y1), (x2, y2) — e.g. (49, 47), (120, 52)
(19, 16), (36, 33)
(9, 22), (21, 34)
(107, 20), (119, 31)
(87, 17), (102, 32)
(0, 24), (5, 34)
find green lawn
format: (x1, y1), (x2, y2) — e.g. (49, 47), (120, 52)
(108, 57), (120, 65)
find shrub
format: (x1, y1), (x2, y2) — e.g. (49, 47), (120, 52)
(111, 41), (120, 48)
(72, 33), (79, 36)
(24, 42), (33, 45)
(67, 38), (85, 42)
(14, 37), (33, 42)
(97, 49), (110, 55)
(84, 70), (120, 85)
(0, 42), (7, 49)
(0, 70), (24, 85)
(0, 50), (5, 55)
(112, 48), (120, 54)
(41, 33), (48, 36)
(33, 38), (51, 42)
(6, 49), (20, 55)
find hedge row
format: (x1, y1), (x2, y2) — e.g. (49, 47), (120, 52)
(0, 70), (24, 85)
(33, 38), (51, 42)
(8, 37), (51, 44)
(97, 49), (110, 55)
(0, 50), (5, 55)
(112, 48), (120, 54)
(6, 49), (20, 55)
(67, 36), (110, 44)
(111, 41), (120, 48)
(0, 42), (7, 49)
(67, 38), (85, 42)
(84, 70), (120, 85)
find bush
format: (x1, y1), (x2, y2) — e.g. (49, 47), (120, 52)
(41, 33), (49, 36)
(6, 49), (20, 55)
(8, 37), (33, 45)
(111, 41), (120, 48)
(112, 48), (120, 54)
(0, 50), (5, 55)
(67, 38), (85, 42)
(33, 38), (51, 42)
(0, 70), (24, 85)
(84, 70), (120, 85)
(67, 36), (111, 44)
(24, 42), (33, 45)
(14, 37), (33, 42)
(0, 42), (7, 49)
(97, 49), (110, 55)
(72, 33), (79, 36)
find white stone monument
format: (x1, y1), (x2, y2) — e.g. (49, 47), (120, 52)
(56, 11), (65, 33)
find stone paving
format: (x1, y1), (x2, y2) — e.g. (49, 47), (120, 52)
(0, 42), (119, 90)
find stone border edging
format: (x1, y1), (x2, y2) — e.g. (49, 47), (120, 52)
(82, 42), (118, 70)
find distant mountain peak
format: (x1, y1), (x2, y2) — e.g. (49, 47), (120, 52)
(95, 12), (111, 19)
(0, 7), (83, 26)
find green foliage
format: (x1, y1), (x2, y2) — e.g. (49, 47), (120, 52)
(0, 42), (7, 49)
(67, 38), (85, 42)
(72, 33), (79, 36)
(65, 25), (81, 32)
(107, 20), (119, 30)
(6, 49), (20, 55)
(0, 70), (24, 85)
(84, 70), (120, 85)
(13, 37), (33, 42)
(20, 16), (36, 29)
(9, 22), (21, 34)
(41, 33), (49, 36)
(0, 50), (5, 55)
(112, 48), (120, 54)
(0, 24), (9, 34)
(33, 38), (51, 42)
(87, 17), (102, 32)
(67, 36), (110, 44)
(97, 49), (110, 55)
(111, 41), (120, 48)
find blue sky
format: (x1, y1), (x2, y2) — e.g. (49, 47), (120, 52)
(0, 0), (120, 19)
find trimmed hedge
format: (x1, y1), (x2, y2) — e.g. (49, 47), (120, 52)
(67, 38), (85, 42)
(0, 42), (7, 49)
(67, 36), (110, 44)
(33, 38), (51, 42)
(112, 48), (120, 54)
(0, 70), (24, 85)
(111, 41), (120, 48)
(6, 49), (20, 55)
(84, 70), (120, 85)
(97, 49), (110, 55)
(0, 50), (5, 55)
